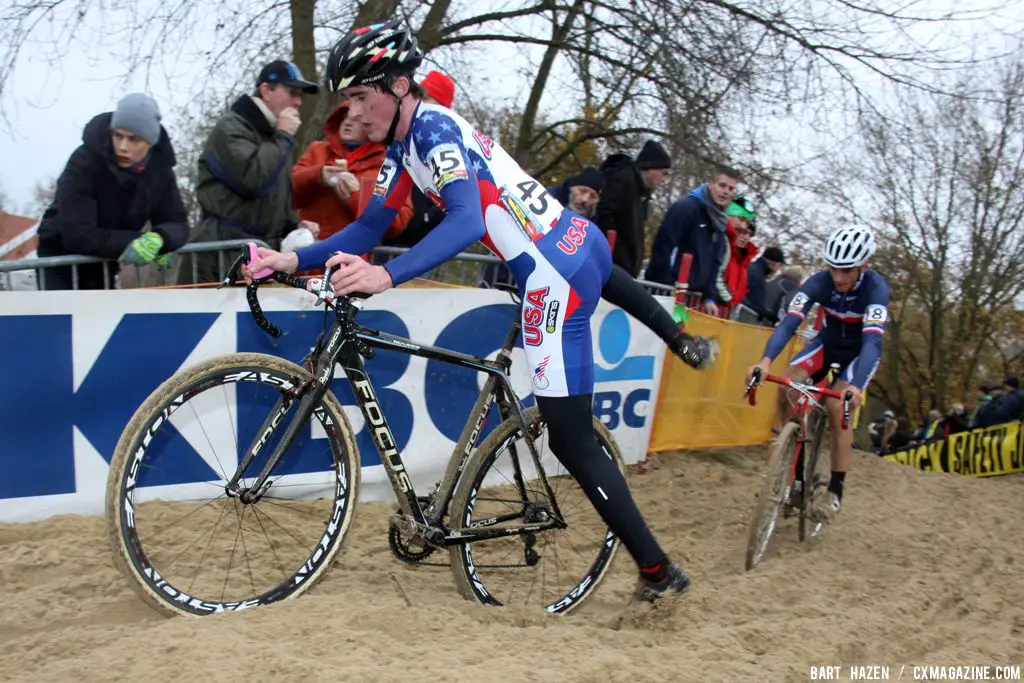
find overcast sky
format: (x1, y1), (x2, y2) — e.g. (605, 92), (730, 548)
(1, 1), (1021, 218)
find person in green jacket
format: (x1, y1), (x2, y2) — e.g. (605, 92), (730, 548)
(180, 60), (321, 284)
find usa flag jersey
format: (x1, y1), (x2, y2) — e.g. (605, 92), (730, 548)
(295, 101), (613, 398)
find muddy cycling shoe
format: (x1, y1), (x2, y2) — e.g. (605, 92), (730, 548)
(634, 563), (692, 603)
(670, 333), (719, 371)
(809, 488), (842, 523)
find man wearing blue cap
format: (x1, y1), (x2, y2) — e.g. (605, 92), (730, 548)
(182, 60), (321, 284)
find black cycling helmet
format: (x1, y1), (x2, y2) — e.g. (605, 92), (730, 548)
(324, 18), (423, 92)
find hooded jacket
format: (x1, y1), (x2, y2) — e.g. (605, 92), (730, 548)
(38, 112), (188, 261)
(593, 153), (651, 276)
(644, 187), (731, 303)
(723, 220), (758, 305)
(291, 102), (413, 241)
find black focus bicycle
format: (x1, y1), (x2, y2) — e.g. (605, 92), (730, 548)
(105, 244), (625, 618)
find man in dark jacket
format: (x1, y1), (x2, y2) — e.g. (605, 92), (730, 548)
(761, 263), (802, 326)
(594, 139), (671, 276)
(739, 246), (786, 324)
(36, 94), (188, 290)
(182, 60), (320, 284)
(644, 167), (740, 315)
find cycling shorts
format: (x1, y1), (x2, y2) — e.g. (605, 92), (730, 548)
(497, 209), (611, 398)
(788, 337), (879, 389)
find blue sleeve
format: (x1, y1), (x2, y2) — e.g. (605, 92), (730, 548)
(378, 123), (485, 286)
(295, 147), (406, 271)
(852, 275), (890, 389)
(762, 276), (820, 360)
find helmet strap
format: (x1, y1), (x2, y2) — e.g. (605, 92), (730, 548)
(379, 79), (406, 146)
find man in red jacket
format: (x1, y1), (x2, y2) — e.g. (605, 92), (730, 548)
(291, 101), (413, 244)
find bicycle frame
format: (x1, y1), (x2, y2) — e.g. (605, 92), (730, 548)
(223, 259), (565, 547)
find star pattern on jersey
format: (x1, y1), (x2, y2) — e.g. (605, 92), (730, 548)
(412, 109), (460, 159)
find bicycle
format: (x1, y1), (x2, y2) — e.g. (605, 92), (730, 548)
(105, 244), (625, 618)
(741, 367), (852, 570)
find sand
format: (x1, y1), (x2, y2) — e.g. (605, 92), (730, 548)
(1, 448), (1022, 683)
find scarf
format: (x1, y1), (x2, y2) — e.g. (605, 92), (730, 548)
(688, 183), (728, 234)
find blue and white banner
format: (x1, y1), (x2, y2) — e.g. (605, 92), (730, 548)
(0, 287), (669, 522)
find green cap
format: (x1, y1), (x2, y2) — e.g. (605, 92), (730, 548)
(727, 196), (756, 221)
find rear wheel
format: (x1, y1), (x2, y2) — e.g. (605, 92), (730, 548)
(447, 407), (624, 614)
(105, 353), (360, 617)
(745, 421), (800, 571)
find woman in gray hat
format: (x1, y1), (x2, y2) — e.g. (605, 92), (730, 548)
(36, 93), (188, 289)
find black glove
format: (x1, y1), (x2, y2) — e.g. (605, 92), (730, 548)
(670, 333), (719, 371)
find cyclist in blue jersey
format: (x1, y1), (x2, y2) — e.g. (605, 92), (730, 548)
(248, 19), (716, 602)
(746, 226), (889, 522)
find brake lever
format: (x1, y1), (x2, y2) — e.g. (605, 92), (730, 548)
(316, 258), (338, 307)
(841, 390), (854, 430)
(743, 367), (762, 404)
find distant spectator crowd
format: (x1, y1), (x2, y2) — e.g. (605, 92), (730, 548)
(868, 376), (1024, 455)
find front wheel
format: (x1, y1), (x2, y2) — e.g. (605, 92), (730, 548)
(105, 352), (360, 617)
(447, 407), (625, 614)
(745, 421), (800, 571)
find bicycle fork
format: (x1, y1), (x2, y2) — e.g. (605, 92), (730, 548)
(227, 321), (348, 503)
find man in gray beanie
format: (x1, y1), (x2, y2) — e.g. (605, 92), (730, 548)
(111, 93), (163, 147)
(36, 92), (189, 289)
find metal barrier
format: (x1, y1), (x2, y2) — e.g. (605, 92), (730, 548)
(371, 245), (507, 288)
(0, 239), (270, 290)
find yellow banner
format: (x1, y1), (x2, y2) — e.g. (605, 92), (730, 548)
(884, 420), (1024, 477)
(649, 312), (804, 452)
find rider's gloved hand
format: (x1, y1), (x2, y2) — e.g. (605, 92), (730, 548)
(119, 232), (165, 266)
(671, 333), (718, 371)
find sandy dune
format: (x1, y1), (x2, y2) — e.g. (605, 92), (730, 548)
(1, 448), (1022, 683)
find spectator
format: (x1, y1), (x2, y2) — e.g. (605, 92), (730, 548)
(36, 93), (188, 290)
(972, 382), (1003, 428)
(986, 376), (1023, 426)
(549, 166), (604, 219)
(479, 167), (606, 289)
(594, 139), (672, 276)
(943, 404), (969, 435)
(644, 166), (740, 315)
(741, 245), (786, 324)
(181, 60), (320, 284)
(387, 70), (456, 250)
(291, 100), (413, 264)
(883, 416), (912, 453)
(723, 196), (758, 314)
(869, 409), (896, 452)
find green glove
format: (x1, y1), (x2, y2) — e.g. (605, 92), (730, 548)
(120, 232), (164, 265)
(155, 252), (174, 269)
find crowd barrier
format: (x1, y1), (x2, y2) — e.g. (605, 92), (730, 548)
(648, 311), (803, 451)
(0, 286), (670, 522)
(883, 420), (1024, 477)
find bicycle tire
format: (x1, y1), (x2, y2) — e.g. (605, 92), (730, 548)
(447, 407), (624, 614)
(799, 414), (829, 541)
(745, 421), (800, 571)
(105, 352), (360, 618)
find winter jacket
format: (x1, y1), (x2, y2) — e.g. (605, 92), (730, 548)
(724, 222), (757, 305)
(593, 153), (651, 276)
(762, 272), (801, 324)
(182, 95), (300, 283)
(644, 192), (731, 303)
(37, 112), (188, 289)
(742, 258), (775, 320)
(291, 102), (412, 241)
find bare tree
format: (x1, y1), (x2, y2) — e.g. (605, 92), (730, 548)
(829, 54), (1024, 418)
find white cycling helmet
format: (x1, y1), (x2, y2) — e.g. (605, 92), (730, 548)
(822, 226), (876, 268)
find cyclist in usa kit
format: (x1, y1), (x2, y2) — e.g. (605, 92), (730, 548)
(747, 226), (889, 522)
(249, 19), (714, 601)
